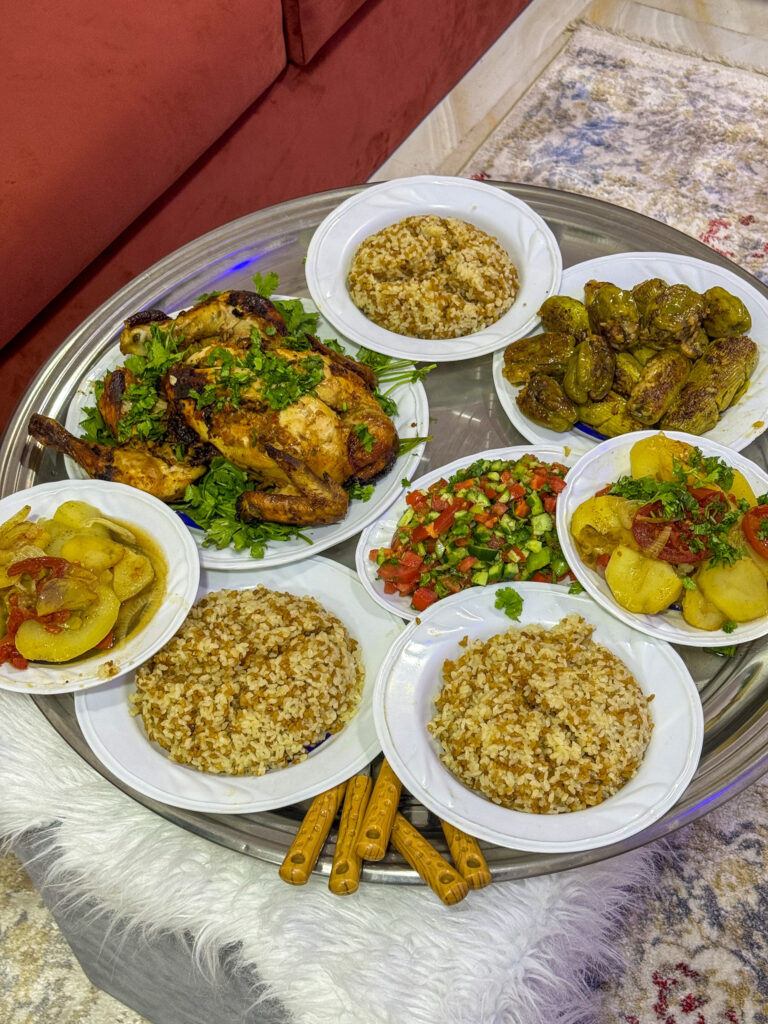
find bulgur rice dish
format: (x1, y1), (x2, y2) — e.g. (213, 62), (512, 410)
(346, 215), (519, 339)
(428, 614), (653, 814)
(129, 587), (364, 776)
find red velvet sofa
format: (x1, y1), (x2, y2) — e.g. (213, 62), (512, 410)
(2, 0), (530, 434)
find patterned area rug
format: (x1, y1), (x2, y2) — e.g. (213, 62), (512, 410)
(0, 852), (147, 1024)
(464, 20), (768, 1023)
(464, 20), (768, 286)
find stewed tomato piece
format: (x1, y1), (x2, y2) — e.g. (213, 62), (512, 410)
(743, 505), (768, 558)
(631, 488), (724, 564)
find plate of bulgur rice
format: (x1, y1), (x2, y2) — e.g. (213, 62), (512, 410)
(373, 582), (703, 852)
(74, 558), (404, 812)
(304, 176), (562, 363)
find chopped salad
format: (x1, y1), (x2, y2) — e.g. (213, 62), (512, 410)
(369, 454), (572, 612)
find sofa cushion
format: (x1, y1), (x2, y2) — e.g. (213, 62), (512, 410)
(282, 0), (369, 65)
(1, 0), (286, 349)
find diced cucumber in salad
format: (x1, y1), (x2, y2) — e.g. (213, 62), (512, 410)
(369, 454), (573, 612)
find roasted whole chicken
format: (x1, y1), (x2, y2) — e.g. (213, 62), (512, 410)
(29, 290), (399, 527)
(504, 277), (757, 437)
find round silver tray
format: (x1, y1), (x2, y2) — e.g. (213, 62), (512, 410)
(3, 183), (768, 883)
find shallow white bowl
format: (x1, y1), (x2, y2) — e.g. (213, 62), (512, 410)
(75, 559), (404, 813)
(556, 430), (768, 647)
(355, 444), (584, 621)
(493, 251), (768, 452)
(305, 175), (562, 363)
(0, 480), (200, 694)
(373, 582), (703, 853)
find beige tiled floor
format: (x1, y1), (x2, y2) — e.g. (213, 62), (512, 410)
(4, 0), (767, 1020)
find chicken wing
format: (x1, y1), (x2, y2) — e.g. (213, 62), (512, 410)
(28, 415), (210, 502)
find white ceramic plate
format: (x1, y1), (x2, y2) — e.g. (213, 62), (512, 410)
(493, 252), (768, 452)
(355, 445), (583, 621)
(63, 300), (429, 570)
(374, 582), (703, 853)
(557, 430), (768, 647)
(0, 480), (199, 694)
(75, 558), (404, 813)
(305, 175), (562, 363)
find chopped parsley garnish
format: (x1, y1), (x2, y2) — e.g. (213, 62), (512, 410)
(353, 423), (376, 452)
(608, 470), (744, 568)
(346, 481), (375, 502)
(722, 620), (738, 634)
(80, 324), (181, 444)
(568, 580), (585, 594)
(676, 449), (734, 491)
(608, 475), (698, 518)
(681, 576), (697, 590)
(80, 381), (115, 445)
(173, 457), (311, 559)
(711, 645), (736, 657)
(494, 587), (523, 621)
(259, 352), (325, 410)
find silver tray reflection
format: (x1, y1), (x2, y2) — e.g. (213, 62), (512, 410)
(3, 183), (768, 883)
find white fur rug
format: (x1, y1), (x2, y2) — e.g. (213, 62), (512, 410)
(0, 690), (658, 1024)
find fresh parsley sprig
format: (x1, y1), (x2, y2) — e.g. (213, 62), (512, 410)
(173, 456), (311, 559)
(495, 586), (523, 621)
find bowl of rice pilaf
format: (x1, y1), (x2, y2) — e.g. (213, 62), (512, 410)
(130, 586), (364, 776)
(304, 175), (563, 363)
(373, 581), (704, 852)
(429, 614), (652, 814)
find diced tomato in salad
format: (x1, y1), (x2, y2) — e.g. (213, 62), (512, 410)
(370, 455), (572, 611)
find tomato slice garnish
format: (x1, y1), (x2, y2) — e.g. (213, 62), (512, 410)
(631, 488), (723, 564)
(743, 505), (768, 558)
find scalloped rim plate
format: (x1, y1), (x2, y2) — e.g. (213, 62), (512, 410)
(354, 444), (585, 621)
(63, 299), (429, 570)
(74, 558), (404, 813)
(373, 582), (703, 852)
(556, 430), (768, 646)
(0, 480), (200, 694)
(305, 176), (563, 363)
(493, 251), (768, 451)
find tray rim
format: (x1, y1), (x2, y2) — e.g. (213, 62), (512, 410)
(4, 179), (768, 884)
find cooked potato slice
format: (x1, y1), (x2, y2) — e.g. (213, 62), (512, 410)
(60, 534), (126, 572)
(697, 558), (768, 622)
(0, 506), (32, 544)
(605, 544), (682, 614)
(53, 501), (111, 536)
(681, 583), (725, 631)
(15, 584), (120, 662)
(629, 434), (694, 481)
(112, 548), (154, 602)
(570, 495), (638, 560)
(743, 540), (768, 579)
(35, 577), (98, 616)
(728, 470), (757, 507)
